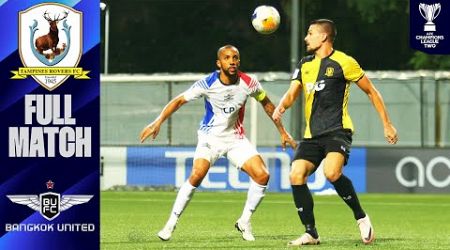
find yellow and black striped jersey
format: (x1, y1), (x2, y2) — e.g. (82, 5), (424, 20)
(292, 50), (364, 138)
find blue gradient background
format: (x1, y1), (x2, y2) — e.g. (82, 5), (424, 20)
(0, 1), (99, 249)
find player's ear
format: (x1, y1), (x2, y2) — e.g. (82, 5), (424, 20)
(216, 60), (221, 69)
(321, 33), (327, 42)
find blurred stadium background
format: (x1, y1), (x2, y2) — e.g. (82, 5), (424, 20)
(99, 0), (450, 249)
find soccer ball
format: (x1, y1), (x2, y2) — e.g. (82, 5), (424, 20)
(251, 5), (280, 35)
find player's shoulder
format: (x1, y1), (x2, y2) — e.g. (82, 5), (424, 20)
(299, 55), (315, 65)
(238, 71), (257, 87)
(329, 50), (359, 65)
(196, 71), (219, 89)
(330, 50), (364, 81)
(295, 55), (315, 70)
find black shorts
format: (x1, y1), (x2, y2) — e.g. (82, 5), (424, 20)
(293, 129), (352, 168)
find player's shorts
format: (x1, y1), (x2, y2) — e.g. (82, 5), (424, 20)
(292, 129), (352, 168)
(194, 134), (259, 169)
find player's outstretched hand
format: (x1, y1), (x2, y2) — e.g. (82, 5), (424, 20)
(281, 131), (297, 151)
(272, 105), (285, 122)
(384, 123), (398, 145)
(140, 121), (161, 143)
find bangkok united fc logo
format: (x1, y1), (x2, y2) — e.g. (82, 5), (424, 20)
(11, 3), (89, 91)
(7, 180), (93, 221)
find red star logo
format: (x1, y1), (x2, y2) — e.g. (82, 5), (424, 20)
(46, 180), (54, 189)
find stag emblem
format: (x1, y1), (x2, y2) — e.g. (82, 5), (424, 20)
(30, 10), (71, 65)
(35, 10), (68, 57)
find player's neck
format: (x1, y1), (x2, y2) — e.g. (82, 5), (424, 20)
(315, 45), (334, 59)
(219, 73), (238, 85)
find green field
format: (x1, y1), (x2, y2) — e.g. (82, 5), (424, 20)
(101, 191), (450, 249)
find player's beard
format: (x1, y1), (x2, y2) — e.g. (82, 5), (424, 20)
(306, 45), (317, 54)
(224, 66), (237, 77)
(220, 67), (238, 84)
(306, 41), (323, 54)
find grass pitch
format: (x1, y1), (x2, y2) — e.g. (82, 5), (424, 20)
(101, 191), (450, 249)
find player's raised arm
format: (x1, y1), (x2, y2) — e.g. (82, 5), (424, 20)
(273, 80), (302, 122)
(139, 94), (188, 143)
(355, 75), (398, 144)
(258, 95), (297, 150)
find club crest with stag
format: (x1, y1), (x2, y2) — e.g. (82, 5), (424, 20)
(16, 3), (87, 91)
(33, 10), (70, 65)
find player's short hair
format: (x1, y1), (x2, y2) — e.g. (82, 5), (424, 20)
(217, 45), (239, 59)
(310, 19), (337, 42)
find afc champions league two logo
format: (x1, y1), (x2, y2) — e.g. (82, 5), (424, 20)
(411, 0), (448, 53)
(6, 180), (93, 221)
(419, 3), (441, 31)
(11, 3), (89, 91)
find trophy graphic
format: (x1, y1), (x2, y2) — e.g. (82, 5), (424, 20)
(419, 3), (441, 32)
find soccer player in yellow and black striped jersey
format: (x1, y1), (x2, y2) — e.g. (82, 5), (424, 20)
(273, 19), (398, 246)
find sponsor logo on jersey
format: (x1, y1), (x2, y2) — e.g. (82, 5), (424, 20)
(305, 80), (325, 94)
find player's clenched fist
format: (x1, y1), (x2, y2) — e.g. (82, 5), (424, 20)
(384, 124), (398, 145)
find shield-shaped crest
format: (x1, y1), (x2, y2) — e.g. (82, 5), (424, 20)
(40, 192), (60, 220)
(19, 3), (82, 91)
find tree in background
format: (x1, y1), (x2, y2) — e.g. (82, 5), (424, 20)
(347, 0), (450, 70)
(101, 0), (449, 73)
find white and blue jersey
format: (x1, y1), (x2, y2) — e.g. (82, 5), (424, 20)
(183, 71), (266, 139)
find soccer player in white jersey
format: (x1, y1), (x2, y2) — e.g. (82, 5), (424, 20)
(140, 45), (297, 242)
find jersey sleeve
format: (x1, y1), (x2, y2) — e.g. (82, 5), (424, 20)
(291, 61), (303, 86)
(183, 79), (207, 101)
(343, 56), (365, 82)
(249, 78), (267, 102)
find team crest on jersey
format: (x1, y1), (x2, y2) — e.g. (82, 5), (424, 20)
(325, 67), (334, 77)
(11, 3), (89, 91)
(6, 180), (93, 221)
